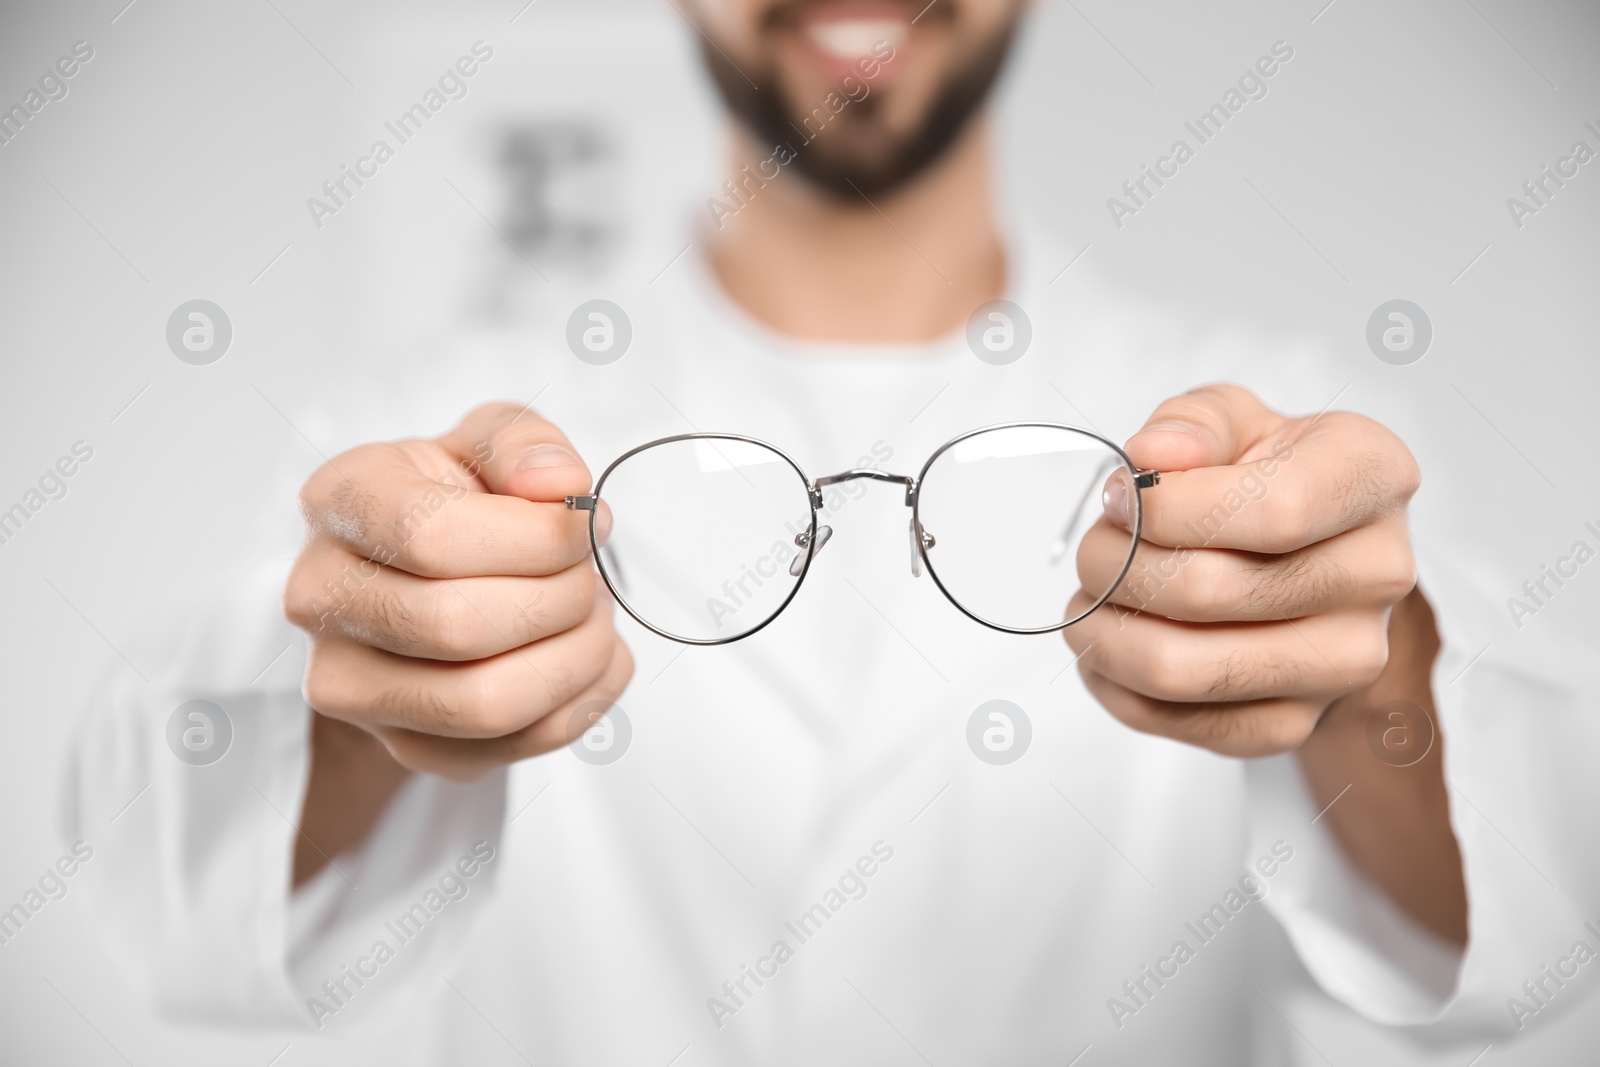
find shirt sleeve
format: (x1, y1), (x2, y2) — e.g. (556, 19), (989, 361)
(1243, 542), (1600, 1039)
(64, 555), (510, 1031)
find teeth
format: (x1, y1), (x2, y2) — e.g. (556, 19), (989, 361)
(804, 19), (907, 59)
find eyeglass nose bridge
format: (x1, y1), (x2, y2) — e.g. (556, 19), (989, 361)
(807, 468), (927, 577)
(810, 467), (917, 508)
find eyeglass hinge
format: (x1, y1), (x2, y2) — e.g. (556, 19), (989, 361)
(565, 495), (597, 510)
(1134, 470), (1160, 490)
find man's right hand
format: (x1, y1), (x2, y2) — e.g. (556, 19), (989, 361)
(284, 402), (634, 784)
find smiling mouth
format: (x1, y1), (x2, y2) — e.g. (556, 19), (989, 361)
(803, 17), (910, 60)
(764, 0), (944, 59)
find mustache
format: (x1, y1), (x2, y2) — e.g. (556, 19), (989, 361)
(760, 0), (956, 32)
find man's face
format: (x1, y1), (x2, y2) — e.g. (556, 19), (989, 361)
(691, 0), (1027, 199)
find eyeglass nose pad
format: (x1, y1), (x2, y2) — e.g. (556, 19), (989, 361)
(909, 517), (934, 577)
(788, 524), (833, 577)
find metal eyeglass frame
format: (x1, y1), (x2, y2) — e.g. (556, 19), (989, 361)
(565, 421), (1160, 646)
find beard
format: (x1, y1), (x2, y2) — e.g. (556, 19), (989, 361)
(698, 15), (1021, 201)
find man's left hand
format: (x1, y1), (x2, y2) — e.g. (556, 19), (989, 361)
(1068, 383), (1423, 757)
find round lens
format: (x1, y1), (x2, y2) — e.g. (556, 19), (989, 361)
(914, 424), (1137, 633)
(594, 436), (816, 643)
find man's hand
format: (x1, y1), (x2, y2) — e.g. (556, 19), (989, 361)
(282, 403), (633, 881)
(1068, 383), (1466, 944)
(1068, 383), (1420, 756)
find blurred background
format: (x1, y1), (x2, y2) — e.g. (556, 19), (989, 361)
(1, 0), (1596, 1062)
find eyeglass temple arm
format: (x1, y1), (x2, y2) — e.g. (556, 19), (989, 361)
(1046, 464), (1160, 565)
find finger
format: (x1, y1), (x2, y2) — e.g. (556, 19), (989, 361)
(1076, 517), (1416, 623)
(1122, 383), (1285, 474)
(1123, 412), (1419, 554)
(1079, 668), (1324, 758)
(286, 539), (601, 660)
(373, 636), (634, 781)
(1062, 592), (1389, 703)
(437, 401), (594, 505)
(303, 593), (619, 738)
(301, 442), (594, 578)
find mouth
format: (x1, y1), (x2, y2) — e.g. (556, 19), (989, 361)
(766, 0), (940, 80)
(803, 11), (910, 60)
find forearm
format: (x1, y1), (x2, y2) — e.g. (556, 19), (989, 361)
(1294, 584), (1467, 945)
(295, 712), (413, 887)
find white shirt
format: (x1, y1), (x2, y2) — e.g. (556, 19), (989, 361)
(67, 236), (1600, 1065)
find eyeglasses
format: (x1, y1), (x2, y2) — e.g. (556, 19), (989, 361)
(566, 423), (1159, 646)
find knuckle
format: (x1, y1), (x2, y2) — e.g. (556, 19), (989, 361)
(1246, 552), (1343, 618)
(1203, 649), (1253, 701)
(368, 584), (424, 650)
(283, 561), (319, 630)
(465, 668), (541, 738)
(379, 731), (429, 773)
(399, 517), (455, 577)
(1337, 416), (1422, 500)
(537, 516), (586, 573)
(321, 474), (383, 547)
(1144, 640), (1199, 700)
(1189, 381), (1254, 407)
(295, 481), (322, 530)
(1305, 554), (1353, 612)
(1345, 622), (1391, 686)
(1318, 409), (1361, 432)
(1263, 479), (1318, 549)
(378, 682), (461, 734)
(1080, 641), (1115, 683)
(298, 457), (354, 522)
(489, 421), (583, 470)
(381, 730), (480, 780)
(509, 583), (555, 644)
(1377, 547), (1418, 604)
(1178, 551), (1233, 619)
(1332, 449), (1389, 522)
(1385, 441), (1423, 504)
(1398, 452), (1423, 500)
(488, 417), (547, 454)
(1236, 558), (1283, 617)
(1186, 707), (1243, 751)
(522, 568), (597, 641)
(1114, 556), (1162, 610)
(302, 660), (341, 716)
(427, 590), (484, 658)
(539, 658), (578, 712)
(453, 672), (503, 735)
(1161, 394), (1225, 432)
(491, 726), (545, 769)
(1208, 646), (1299, 702)
(1258, 705), (1320, 753)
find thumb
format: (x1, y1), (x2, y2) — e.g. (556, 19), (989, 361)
(1122, 383), (1280, 473)
(438, 402), (593, 503)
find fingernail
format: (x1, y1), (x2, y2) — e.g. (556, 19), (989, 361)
(1102, 471), (1132, 531)
(594, 505), (612, 548)
(1141, 420), (1204, 436)
(516, 444), (577, 470)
